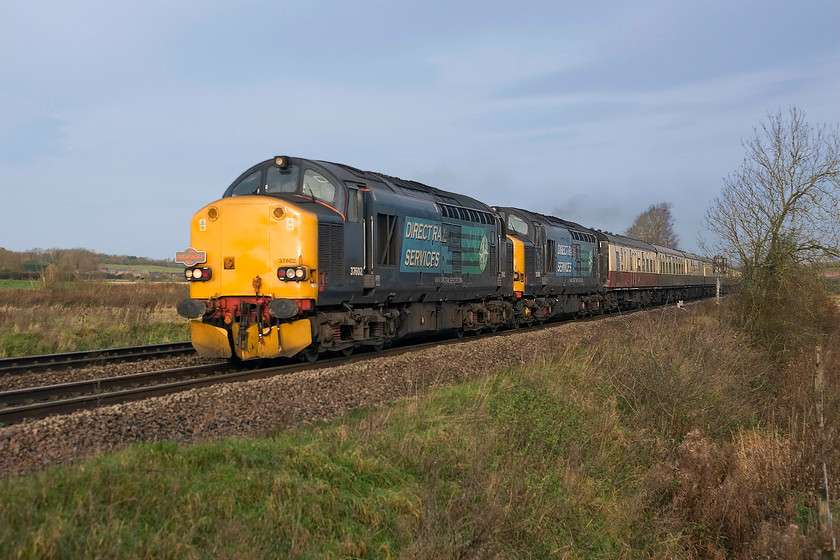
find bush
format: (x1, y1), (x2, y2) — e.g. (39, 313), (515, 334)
(736, 265), (839, 360)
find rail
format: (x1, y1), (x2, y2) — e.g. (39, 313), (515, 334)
(0, 342), (195, 375)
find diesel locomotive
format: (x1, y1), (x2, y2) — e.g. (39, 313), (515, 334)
(176, 155), (716, 361)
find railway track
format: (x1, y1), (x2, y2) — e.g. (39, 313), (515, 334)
(0, 322), (551, 425)
(0, 301), (698, 426)
(0, 342), (195, 376)
(0, 361), (262, 425)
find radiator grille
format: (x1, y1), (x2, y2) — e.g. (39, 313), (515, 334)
(318, 223), (345, 285)
(524, 245), (535, 276)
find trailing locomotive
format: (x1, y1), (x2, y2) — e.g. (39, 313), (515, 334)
(176, 155), (716, 361)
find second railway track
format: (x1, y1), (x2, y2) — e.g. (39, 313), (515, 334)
(0, 342), (196, 375)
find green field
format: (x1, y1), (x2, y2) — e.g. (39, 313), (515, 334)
(102, 263), (184, 274)
(0, 279), (40, 290)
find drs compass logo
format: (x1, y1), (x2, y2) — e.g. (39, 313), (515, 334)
(478, 235), (489, 272)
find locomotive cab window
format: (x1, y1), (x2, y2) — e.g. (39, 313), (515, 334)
(230, 169), (262, 196)
(302, 169), (346, 213)
(266, 166), (300, 194)
(507, 214), (529, 237)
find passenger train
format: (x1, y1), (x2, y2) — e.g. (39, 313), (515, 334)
(175, 155), (717, 361)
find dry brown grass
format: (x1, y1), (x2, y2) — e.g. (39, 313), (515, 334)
(0, 281), (189, 356)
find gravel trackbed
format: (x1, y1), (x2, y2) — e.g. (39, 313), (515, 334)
(0, 316), (621, 479)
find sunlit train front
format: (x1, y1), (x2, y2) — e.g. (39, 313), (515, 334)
(176, 156), (320, 360)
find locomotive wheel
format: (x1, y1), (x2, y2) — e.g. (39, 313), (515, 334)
(340, 346), (354, 357)
(370, 342), (384, 352)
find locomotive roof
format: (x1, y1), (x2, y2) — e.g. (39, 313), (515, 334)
(498, 206), (595, 236)
(314, 159), (493, 212)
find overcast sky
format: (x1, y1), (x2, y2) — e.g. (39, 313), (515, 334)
(1, 0), (838, 260)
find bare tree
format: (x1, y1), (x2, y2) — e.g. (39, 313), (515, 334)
(625, 202), (679, 248)
(704, 107), (840, 353)
(705, 107), (840, 275)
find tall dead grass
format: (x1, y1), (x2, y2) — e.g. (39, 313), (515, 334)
(0, 281), (189, 356)
(600, 300), (840, 558)
(382, 299), (840, 558)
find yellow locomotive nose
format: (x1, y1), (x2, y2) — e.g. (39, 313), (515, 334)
(190, 196), (319, 300)
(183, 196), (319, 359)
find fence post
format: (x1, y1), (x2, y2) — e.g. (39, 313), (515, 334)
(815, 346), (836, 557)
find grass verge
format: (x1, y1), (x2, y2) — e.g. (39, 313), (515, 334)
(1, 300), (838, 558)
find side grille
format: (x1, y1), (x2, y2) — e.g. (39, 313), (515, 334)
(318, 223), (345, 285)
(524, 245), (535, 276)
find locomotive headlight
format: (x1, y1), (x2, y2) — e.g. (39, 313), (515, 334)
(185, 267), (213, 281)
(278, 266), (309, 281)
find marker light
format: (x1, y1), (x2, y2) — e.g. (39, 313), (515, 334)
(185, 267), (213, 282)
(277, 266), (310, 282)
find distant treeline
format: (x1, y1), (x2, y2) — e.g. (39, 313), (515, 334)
(0, 247), (182, 281)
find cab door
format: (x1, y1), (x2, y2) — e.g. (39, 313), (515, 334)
(343, 186), (366, 297)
